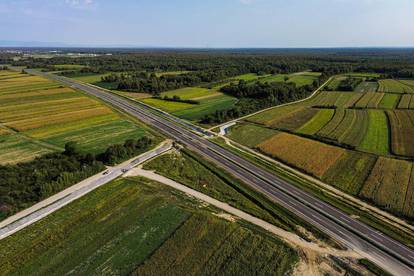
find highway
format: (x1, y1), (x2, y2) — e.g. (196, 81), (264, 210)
(27, 69), (414, 275)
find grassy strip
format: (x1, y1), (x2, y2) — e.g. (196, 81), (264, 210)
(144, 147), (339, 246)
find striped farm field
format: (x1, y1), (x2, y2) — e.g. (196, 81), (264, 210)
(397, 94), (414, 109)
(378, 79), (414, 94)
(257, 132), (346, 178)
(360, 157), (414, 217)
(378, 93), (399, 109)
(359, 110), (389, 155)
(318, 109), (369, 147)
(227, 123), (279, 147)
(296, 109), (334, 135)
(247, 104), (304, 126)
(0, 71), (148, 161)
(270, 108), (318, 131)
(311, 91), (362, 108)
(322, 151), (377, 195)
(354, 92), (384, 108)
(387, 110), (414, 157)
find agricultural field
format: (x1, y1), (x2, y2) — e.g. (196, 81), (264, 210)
(247, 104), (304, 126)
(322, 151), (377, 195)
(0, 177), (298, 275)
(360, 157), (414, 218)
(311, 91), (362, 108)
(354, 81), (378, 93)
(378, 93), (400, 109)
(359, 110), (389, 155)
(177, 95), (238, 121)
(257, 132), (346, 178)
(387, 110), (414, 157)
(397, 94), (414, 109)
(0, 70), (148, 162)
(227, 123), (279, 147)
(269, 108), (318, 131)
(317, 109), (369, 147)
(296, 109), (334, 135)
(354, 92), (384, 108)
(161, 87), (220, 100)
(378, 79), (414, 93)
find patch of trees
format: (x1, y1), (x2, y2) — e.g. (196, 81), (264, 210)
(337, 77), (363, 91)
(0, 137), (153, 220)
(201, 73), (328, 124)
(158, 95), (199, 105)
(0, 65), (8, 70)
(96, 136), (153, 165)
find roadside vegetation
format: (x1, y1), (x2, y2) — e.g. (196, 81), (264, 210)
(0, 177), (298, 275)
(0, 137), (154, 220)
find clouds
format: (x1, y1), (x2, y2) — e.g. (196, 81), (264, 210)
(64, 0), (95, 9)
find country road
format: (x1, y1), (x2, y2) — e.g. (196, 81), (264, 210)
(0, 141), (172, 240)
(23, 69), (414, 275)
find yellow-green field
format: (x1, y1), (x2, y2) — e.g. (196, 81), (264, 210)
(0, 71), (148, 163)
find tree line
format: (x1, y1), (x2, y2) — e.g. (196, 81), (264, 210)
(201, 73), (328, 124)
(0, 136), (153, 220)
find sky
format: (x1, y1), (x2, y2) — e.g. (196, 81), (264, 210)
(0, 0), (413, 48)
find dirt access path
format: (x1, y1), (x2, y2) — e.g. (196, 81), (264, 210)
(126, 167), (359, 259)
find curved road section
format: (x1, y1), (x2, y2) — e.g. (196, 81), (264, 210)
(25, 69), (414, 275)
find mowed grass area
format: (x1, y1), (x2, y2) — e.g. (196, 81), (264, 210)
(0, 71), (148, 162)
(0, 177), (298, 275)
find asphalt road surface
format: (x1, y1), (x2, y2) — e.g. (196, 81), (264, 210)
(26, 69), (414, 275)
(0, 141), (172, 240)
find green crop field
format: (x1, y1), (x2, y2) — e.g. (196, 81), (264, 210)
(247, 104), (304, 126)
(360, 157), (414, 217)
(311, 91), (362, 108)
(227, 123), (279, 147)
(297, 109), (334, 135)
(359, 110), (389, 155)
(0, 177), (298, 275)
(172, 95), (238, 121)
(322, 151), (377, 195)
(387, 110), (414, 157)
(378, 93), (399, 109)
(0, 70), (148, 163)
(354, 92), (384, 108)
(269, 108), (318, 131)
(378, 79), (414, 93)
(397, 94), (414, 109)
